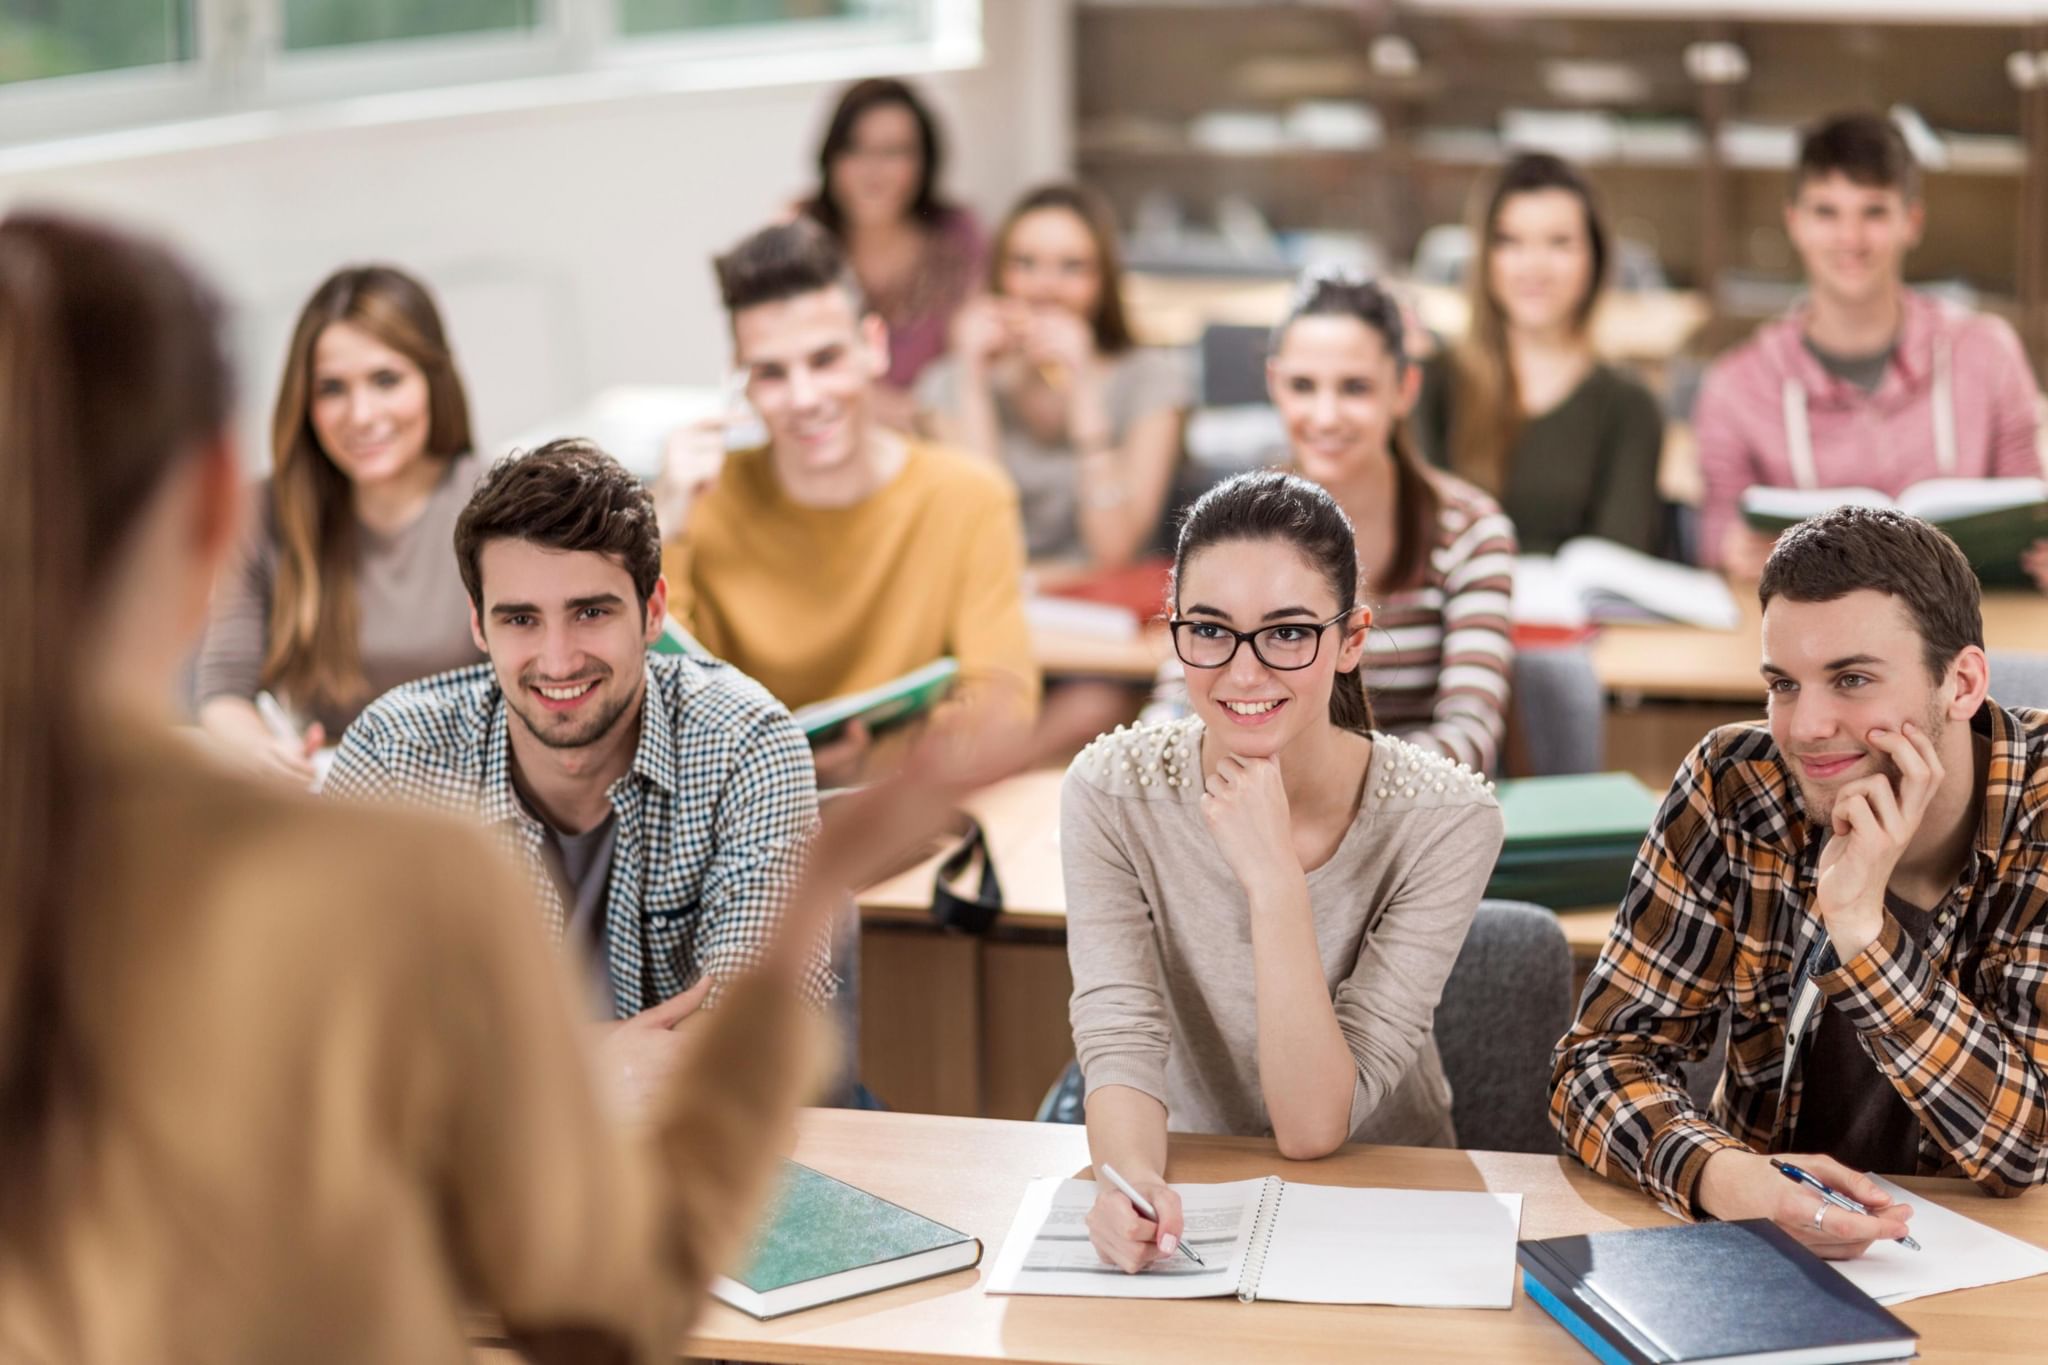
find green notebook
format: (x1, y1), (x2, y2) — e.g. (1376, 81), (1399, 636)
(1495, 773), (1661, 851)
(791, 657), (959, 745)
(712, 1161), (983, 1319)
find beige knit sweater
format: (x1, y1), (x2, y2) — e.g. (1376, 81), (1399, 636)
(1063, 716), (1504, 1145)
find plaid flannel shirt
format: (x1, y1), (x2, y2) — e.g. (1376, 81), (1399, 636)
(325, 652), (831, 1017)
(1552, 701), (2048, 1217)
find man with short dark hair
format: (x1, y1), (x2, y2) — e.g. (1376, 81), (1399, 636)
(1694, 110), (2044, 582)
(1553, 506), (2048, 1259)
(328, 440), (832, 1083)
(657, 218), (1038, 786)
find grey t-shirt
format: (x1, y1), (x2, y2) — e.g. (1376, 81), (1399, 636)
(918, 346), (1192, 561)
(538, 808), (621, 1018)
(1803, 337), (1895, 395)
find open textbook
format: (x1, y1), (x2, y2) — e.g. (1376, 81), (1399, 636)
(1513, 538), (1740, 632)
(1742, 478), (2048, 586)
(985, 1176), (1522, 1309)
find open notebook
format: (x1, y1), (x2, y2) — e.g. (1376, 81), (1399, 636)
(985, 1176), (1522, 1308)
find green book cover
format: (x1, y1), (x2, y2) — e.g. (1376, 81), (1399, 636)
(1494, 773), (1660, 851)
(791, 657), (959, 744)
(721, 1161), (979, 1313)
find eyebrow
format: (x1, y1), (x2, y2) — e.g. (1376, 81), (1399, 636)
(1759, 653), (1886, 678)
(1181, 603), (1320, 623)
(490, 593), (626, 617)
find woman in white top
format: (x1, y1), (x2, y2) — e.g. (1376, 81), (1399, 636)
(1065, 471), (1504, 1274)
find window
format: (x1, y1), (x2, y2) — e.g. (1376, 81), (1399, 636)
(619, 0), (910, 36)
(0, 0), (193, 86)
(281, 0), (541, 53)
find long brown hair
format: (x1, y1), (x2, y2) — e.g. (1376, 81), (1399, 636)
(1172, 471), (1373, 734)
(802, 76), (954, 237)
(989, 182), (1134, 355)
(1448, 152), (1608, 494)
(264, 265), (471, 714)
(1272, 269), (1440, 593)
(0, 211), (234, 1232)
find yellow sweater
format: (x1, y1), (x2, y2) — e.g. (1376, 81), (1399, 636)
(665, 438), (1041, 719)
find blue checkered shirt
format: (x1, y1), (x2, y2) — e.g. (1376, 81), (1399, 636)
(324, 652), (831, 1017)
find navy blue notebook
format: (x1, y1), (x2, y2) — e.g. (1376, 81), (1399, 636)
(1518, 1220), (1916, 1365)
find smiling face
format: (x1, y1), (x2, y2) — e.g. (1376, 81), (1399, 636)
(1487, 187), (1596, 336)
(1761, 589), (1953, 823)
(1784, 172), (1924, 312)
(1175, 537), (1367, 761)
(829, 101), (924, 229)
(1266, 313), (1416, 485)
(997, 206), (1102, 321)
(470, 538), (665, 752)
(733, 285), (888, 478)
(308, 320), (434, 488)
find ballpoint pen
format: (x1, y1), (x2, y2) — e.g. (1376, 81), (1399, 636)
(1771, 1159), (1922, 1251)
(1098, 1163), (1207, 1267)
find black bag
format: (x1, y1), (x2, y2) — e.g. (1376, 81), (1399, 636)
(928, 816), (1003, 934)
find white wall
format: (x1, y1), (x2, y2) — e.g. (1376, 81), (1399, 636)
(0, 0), (1072, 466)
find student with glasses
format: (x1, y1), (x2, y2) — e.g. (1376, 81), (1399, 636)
(1063, 471), (1505, 1275)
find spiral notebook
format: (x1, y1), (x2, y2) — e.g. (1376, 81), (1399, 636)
(985, 1176), (1522, 1308)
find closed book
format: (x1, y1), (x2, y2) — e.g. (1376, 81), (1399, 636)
(1496, 773), (1660, 852)
(713, 1161), (982, 1319)
(790, 657), (959, 745)
(1518, 1220), (1916, 1365)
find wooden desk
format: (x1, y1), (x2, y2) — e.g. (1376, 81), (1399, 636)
(669, 1108), (2048, 1364)
(1029, 623), (1168, 683)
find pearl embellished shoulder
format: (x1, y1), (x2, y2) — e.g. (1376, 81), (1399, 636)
(1073, 716), (1200, 799)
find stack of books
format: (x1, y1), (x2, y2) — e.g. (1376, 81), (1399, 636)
(1485, 773), (1661, 910)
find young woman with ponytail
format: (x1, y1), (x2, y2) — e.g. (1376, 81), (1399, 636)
(0, 209), (1018, 1363)
(1062, 471), (1505, 1274)
(195, 264), (482, 785)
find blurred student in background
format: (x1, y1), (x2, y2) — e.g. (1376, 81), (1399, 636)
(1148, 270), (1516, 775)
(1694, 111), (2045, 583)
(919, 182), (1190, 569)
(195, 264), (483, 785)
(1412, 151), (1664, 557)
(659, 220), (1038, 787)
(801, 77), (984, 427)
(1068, 473), (1502, 1274)
(0, 207), (866, 1364)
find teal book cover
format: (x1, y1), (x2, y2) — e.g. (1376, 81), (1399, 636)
(1495, 773), (1660, 851)
(729, 1161), (978, 1296)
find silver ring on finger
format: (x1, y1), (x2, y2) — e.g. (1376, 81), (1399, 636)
(1811, 1202), (1827, 1231)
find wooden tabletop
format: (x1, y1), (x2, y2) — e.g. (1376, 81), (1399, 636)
(678, 1108), (2048, 1364)
(1030, 623), (1168, 682)
(860, 769), (1070, 928)
(1592, 588), (2048, 704)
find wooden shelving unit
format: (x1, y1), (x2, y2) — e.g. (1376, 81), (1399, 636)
(1075, 1), (2048, 363)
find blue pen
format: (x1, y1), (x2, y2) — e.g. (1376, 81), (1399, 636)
(1771, 1159), (1922, 1251)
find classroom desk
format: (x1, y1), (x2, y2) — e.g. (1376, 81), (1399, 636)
(1028, 624), (1168, 683)
(638, 1107), (2048, 1364)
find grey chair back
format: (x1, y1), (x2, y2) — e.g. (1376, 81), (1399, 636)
(1434, 899), (1573, 1153)
(1989, 651), (2048, 712)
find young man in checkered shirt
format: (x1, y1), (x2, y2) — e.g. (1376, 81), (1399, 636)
(1553, 506), (2048, 1259)
(326, 439), (832, 1115)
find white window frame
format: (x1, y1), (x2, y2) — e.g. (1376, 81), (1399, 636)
(0, 0), (979, 149)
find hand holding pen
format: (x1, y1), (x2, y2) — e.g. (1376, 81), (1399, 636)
(1771, 1158), (1922, 1252)
(1090, 1163), (1206, 1274)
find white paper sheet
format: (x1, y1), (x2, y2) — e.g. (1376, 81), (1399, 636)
(1255, 1185), (1523, 1309)
(983, 1177), (1260, 1299)
(1829, 1175), (2048, 1306)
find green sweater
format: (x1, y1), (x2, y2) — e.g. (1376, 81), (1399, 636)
(1411, 353), (1664, 556)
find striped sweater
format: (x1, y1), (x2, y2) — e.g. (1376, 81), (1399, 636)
(1143, 472), (1517, 774)
(1364, 473), (1518, 773)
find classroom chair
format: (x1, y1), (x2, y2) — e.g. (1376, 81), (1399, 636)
(1989, 651), (2048, 710)
(1509, 648), (1605, 775)
(1433, 899), (1574, 1153)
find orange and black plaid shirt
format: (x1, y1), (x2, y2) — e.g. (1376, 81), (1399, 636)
(1552, 702), (2048, 1217)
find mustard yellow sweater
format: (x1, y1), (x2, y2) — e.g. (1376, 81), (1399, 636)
(665, 438), (1040, 718)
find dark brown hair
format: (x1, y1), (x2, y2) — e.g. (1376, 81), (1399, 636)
(1271, 268), (1440, 592)
(715, 217), (866, 317)
(267, 265), (472, 714)
(0, 211), (234, 1232)
(1792, 111), (1920, 202)
(1450, 152), (1609, 493)
(1758, 506), (1982, 681)
(1172, 471), (1373, 734)
(455, 438), (662, 611)
(990, 182), (1134, 355)
(802, 76), (952, 237)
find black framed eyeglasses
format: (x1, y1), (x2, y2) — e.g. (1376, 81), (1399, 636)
(1168, 609), (1357, 671)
